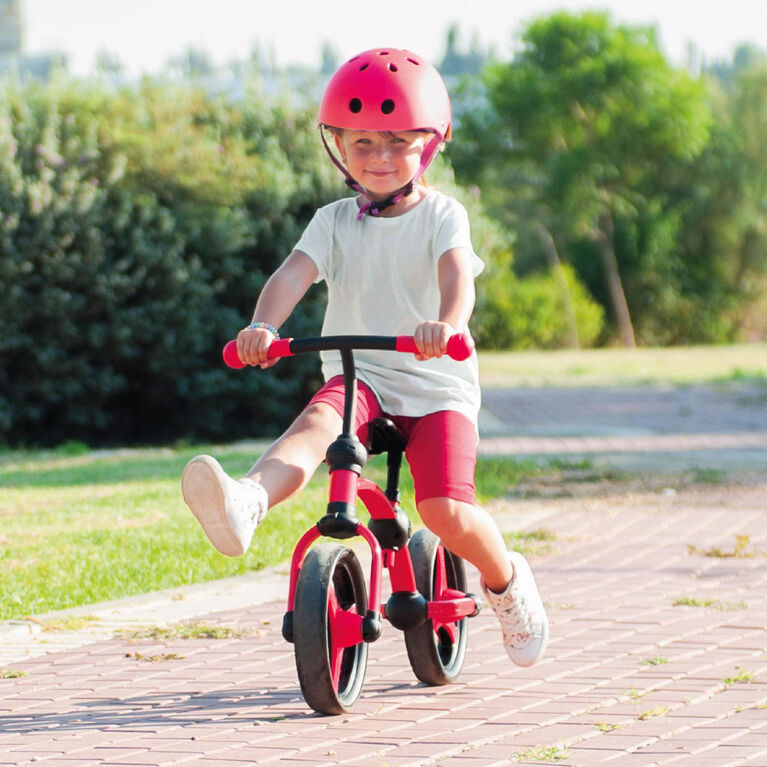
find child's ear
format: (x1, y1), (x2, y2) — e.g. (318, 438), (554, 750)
(333, 132), (347, 163)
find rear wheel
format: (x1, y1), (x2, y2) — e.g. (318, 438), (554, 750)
(293, 543), (368, 714)
(404, 529), (468, 684)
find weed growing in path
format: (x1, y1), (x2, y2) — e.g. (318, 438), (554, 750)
(118, 621), (264, 641)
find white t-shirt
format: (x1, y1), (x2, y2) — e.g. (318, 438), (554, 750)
(293, 189), (484, 423)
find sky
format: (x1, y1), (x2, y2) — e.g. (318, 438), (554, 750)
(21, 0), (767, 77)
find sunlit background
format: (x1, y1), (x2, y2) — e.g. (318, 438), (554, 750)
(10, 0), (767, 77)
(1, 0), (766, 447)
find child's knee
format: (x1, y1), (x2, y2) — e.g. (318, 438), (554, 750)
(417, 496), (474, 541)
(291, 401), (342, 437)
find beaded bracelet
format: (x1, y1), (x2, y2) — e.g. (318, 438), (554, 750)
(248, 321), (280, 338)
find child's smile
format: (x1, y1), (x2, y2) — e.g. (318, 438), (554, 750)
(334, 130), (429, 200)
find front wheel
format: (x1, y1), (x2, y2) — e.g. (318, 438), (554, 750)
(293, 543), (368, 714)
(404, 529), (469, 685)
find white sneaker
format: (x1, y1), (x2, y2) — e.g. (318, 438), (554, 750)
(181, 455), (268, 557)
(482, 551), (549, 667)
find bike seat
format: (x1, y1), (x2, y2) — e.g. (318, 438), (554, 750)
(366, 418), (407, 456)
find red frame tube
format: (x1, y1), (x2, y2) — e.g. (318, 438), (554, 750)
(329, 468), (359, 505)
(356, 477), (397, 520)
(356, 524), (383, 615)
(285, 526), (321, 612)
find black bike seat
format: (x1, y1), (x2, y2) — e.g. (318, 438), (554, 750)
(366, 418), (407, 455)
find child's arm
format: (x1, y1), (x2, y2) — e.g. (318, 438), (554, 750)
(414, 247), (476, 360)
(237, 250), (319, 367)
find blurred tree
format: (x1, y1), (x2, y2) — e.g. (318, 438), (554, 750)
(665, 59), (767, 342)
(706, 43), (767, 84)
(0, 76), (341, 446)
(438, 24), (489, 77)
(168, 46), (216, 80)
(94, 50), (125, 80)
(319, 41), (339, 75)
(451, 11), (711, 346)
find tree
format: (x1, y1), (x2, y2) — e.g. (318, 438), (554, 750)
(319, 41), (339, 75)
(168, 47), (216, 80)
(665, 59), (767, 342)
(454, 11), (711, 346)
(438, 24), (489, 77)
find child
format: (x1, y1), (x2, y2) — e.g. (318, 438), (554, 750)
(182, 48), (549, 666)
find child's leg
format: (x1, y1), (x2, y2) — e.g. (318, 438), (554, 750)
(182, 376), (381, 556)
(405, 410), (549, 666)
(245, 401), (342, 506)
(417, 497), (512, 591)
(418, 493), (549, 667)
(247, 375), (382, 505)
(182, 401), (340, 557)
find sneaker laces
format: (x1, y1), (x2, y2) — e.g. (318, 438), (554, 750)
(492, 589), (538, 648)
(232, 479), (268, 527)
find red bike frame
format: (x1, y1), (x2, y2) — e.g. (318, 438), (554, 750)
(223, 333), (480, 656)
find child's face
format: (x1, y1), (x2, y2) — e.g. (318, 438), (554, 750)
(334, 130), (430, 199)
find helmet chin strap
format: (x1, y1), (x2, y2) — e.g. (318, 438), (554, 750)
(320, 128), (444, 220)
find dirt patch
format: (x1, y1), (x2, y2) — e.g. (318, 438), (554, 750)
(503, 465), (766, 501)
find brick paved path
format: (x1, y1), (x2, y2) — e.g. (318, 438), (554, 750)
(2, 482), (767, 766)
(2, 383), (766, 766)
(479, 385), (767, 471)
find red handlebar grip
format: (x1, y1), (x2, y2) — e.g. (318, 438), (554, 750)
(446, 333), (475, 361)
(266, 338), (294, 359)
(396, 333), (475, 361)
(394, 336), (418, 354)
(222, 340), (246, 369)
(222, 338), (295, 368)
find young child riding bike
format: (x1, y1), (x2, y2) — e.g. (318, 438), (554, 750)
(182, 48), (549, 667)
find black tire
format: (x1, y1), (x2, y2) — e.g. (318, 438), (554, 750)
(404, 528), (469, 685)
(293, 543), (368, 714)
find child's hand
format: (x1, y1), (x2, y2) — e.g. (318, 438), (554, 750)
(236, 326), (279, 369)
(413, 321), (454, 361)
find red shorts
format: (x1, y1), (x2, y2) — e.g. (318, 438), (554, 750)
(308, 376), (477, 505)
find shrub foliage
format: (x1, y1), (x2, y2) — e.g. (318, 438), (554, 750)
(0, 78), (341, 446)
(0, 76), (602, 447)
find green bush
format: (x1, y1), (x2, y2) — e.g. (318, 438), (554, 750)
(475, 261), (604, 350)
(0, 75), (593, 448)
(0, 77), (339, 446)
(424, 163), (604, 350)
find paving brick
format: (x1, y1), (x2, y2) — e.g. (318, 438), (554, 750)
(2, 454), (766, 766)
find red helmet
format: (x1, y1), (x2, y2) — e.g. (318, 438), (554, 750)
(319, 48), (452, 141)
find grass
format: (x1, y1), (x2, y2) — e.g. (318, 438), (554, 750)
(478, 343), (767, 388)
(0, 669), (27, 679)
(638, 706), (668, 720)
(503, 527), (558, 558)
(723, 668), (757, 685)
(514, 745), (571, 762)
(125, 651), (185, 662)
(3, 342), (761, 622)
(0, 443), (539, 621)
(673, 596), (748, 611)
(688, 534), (766, 559)
(118, 622), (264, 640)
(31, 615), (99, 632)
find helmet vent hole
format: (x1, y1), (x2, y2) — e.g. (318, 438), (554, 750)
(349, 98), (363, 113)
(406, 57), (420, 66)
(388, 63), (398, 72)
(381, 99), (395, 115)
(359, 63), (369, 71)
(378, 51), (389, 56)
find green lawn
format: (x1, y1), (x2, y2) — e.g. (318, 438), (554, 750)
(479, 343), (767, 388)
(3, 342), (764, 621)
(0, 444), (536, 621)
